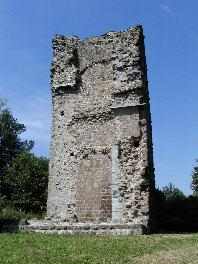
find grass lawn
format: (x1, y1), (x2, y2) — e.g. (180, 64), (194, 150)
(0, 233), (198, 264)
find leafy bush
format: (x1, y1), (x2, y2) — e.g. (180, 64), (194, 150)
(155, 185), (198, 233)
(3, 152), (48, 214)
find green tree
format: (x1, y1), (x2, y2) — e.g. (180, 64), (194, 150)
(191, 160), (198, 196)
(4, 152), (48, 213)
(0, 102), (34, 196)
(162, 183), (185, 201)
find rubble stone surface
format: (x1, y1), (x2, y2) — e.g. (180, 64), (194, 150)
(46, 25), (155, 234)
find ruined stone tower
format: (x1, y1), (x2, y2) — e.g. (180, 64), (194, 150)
(47, 25), (155, 234)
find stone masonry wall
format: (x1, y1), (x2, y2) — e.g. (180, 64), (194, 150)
(47, 25), (155, 232)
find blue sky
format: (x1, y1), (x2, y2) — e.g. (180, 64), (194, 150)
(0, 0), (197, 194)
